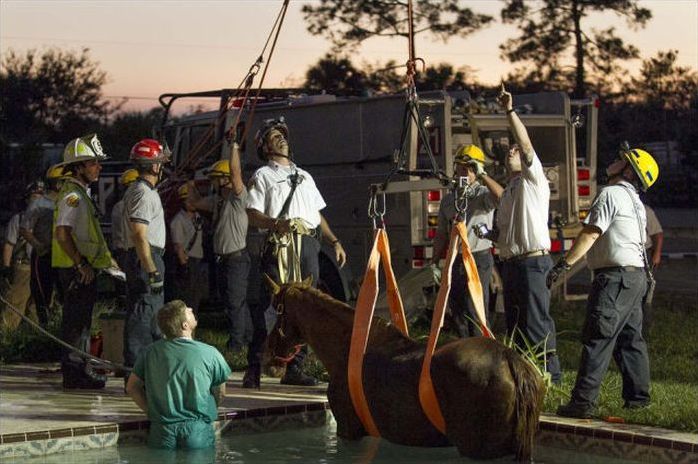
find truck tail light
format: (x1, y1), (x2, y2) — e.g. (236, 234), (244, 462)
(578, 185), (590, 196)
(550, 239), (562, 253)
(413, 246), (425, 259)
(579, 209), (589, 220)
(577, 168), (590, 181)
(427, 215), (439, 226)
(427, 228), (437, 240)
(427, 190), (441, 201)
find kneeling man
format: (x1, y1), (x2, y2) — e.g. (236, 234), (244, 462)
(126, 300), (231, 449)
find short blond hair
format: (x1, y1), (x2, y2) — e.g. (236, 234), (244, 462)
(157, 300), (188, 339)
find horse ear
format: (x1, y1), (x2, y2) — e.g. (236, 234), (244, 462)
(301, 275), (313, 288)
(264, 274), (281, 295)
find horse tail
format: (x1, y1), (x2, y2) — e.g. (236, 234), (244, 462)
(505, 348), (547, 462)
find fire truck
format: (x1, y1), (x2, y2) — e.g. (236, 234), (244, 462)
(98, 88), (598, 303)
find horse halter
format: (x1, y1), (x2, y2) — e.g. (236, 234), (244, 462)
(271, 286), (304, 364)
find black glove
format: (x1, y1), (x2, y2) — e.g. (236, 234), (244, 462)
(148, 271), (164, 295)
(547, 258), (571, 289)
(472, 223), (498, 242)
(0, 265), (12, 281)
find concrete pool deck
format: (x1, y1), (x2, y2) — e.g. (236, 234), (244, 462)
(1, 363), (697, 463)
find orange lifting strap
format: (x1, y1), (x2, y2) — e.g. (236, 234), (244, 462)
(418, 222), (494, 433)
(348, 228), (408, 437)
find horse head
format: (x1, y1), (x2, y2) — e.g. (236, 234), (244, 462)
(263, 275), (313, 368)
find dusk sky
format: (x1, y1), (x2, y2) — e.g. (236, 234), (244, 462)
(2, 0), (697, 113)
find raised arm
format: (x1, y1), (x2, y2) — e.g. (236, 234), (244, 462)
(498, 83), (534, 166)
(229, 142), (245, 196)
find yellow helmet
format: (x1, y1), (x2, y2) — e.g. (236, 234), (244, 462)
(177, 184), (190, 199)
(206, 159), (230, 177)
(623, 148), (658, 191)
(119, 169), (139, 186)
(454, 144), (485, 164)
(46, 165), (65, 180)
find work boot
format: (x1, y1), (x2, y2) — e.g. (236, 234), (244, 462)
(623, 400), (650, 410)
(280, 366), (319, 386)
(556, 402), (595, 419)
(242, 365), (261, 389)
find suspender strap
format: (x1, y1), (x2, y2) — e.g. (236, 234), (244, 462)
(348, 228), (408, 437)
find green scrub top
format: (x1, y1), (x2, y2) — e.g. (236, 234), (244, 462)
(133, 338), (231, 424)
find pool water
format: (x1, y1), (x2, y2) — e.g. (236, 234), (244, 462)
(20, 419), (644, 464)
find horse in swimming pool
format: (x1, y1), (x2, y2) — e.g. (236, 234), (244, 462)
(264, 279), (546, 461)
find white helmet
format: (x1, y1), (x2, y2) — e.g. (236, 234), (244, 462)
(60, 133), (108, 166)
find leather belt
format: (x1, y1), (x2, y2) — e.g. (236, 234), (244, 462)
(502, 249), (549, 262)
(216, 248), (247, 260)
(594, 265), (643, 273)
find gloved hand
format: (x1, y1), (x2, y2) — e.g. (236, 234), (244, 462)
(546, 258), (571, 289)
(148, 271), (164, 295)
(473, 223), (498, 241)
(469, 161), (486, 179)
(0, 265), (12, 282)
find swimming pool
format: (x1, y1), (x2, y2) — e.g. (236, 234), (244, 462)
(17, 417), (646, 464)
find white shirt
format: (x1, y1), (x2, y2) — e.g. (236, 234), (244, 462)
(644, 204), (662, 249)
(584, 181), (646, 270)
(56, 179), (94, 248)
(170, 209), (204, 259)
(495, 152), (551, 259)
(246, 161), (326, 229)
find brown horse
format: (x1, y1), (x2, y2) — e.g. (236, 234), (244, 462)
(265, 280), (546, 461)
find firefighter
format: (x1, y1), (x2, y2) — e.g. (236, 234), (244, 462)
(122, 139), (169, 376)
(186, 141), (250, 353)
(170, 184), (207, 314)
(1, 184), (43, 330)
(433, 144), (503, 337)
(549, 147), (658, 418)
(245, 117), (346, 388)
(111, 169), (138, 272)
(52, 134), (111, 389)
(20, 165), (66, 325)
(492, 84), (562, 384)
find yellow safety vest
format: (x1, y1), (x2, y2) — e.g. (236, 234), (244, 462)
(51, 179), (112, 269)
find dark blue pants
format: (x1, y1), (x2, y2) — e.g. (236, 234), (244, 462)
(501, 254), (561, 382)
(570, 268), (650, 408)
(57, 268), (96, 378)
(217, 251), (251, 350)
(123, 248), (165, 368)
(248, 234), (320, 369)
(449, 250), (494, 338)
(174, 257), (208, 313)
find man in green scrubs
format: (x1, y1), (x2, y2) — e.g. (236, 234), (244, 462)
(126, 299), (231, 449)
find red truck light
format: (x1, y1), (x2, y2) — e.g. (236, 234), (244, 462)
(578, 185), (590, 196)
(413, 246), (425, 259)
(550, 239), (562, 253)
(427, 190), (441, 201)
(577, 168), (590, 181)
(427, 228), (437, 240)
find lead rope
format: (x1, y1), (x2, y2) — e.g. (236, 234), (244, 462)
(0, 292), (129, 373)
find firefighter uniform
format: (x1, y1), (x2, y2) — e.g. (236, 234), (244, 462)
(1, 212), (36, 330)
(562, 180), (650, 414)
(496, 150), (561, 383)
(52, 178), (112, 387)
(246, 160), (326, 381)
(122, 177), (166, 368)
(437, 184), (496, 337)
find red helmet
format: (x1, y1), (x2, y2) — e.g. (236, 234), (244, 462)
(130, 139), (169, 164)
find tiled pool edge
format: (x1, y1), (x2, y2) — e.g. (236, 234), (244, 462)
(0, 402), (330, 460)
(1, 404), (696, 463)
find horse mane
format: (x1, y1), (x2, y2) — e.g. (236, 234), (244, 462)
(281, 283), (417, 349)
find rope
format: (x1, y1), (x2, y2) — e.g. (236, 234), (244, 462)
(170, 0), (290, 182)
(0, 293), (129, 373)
